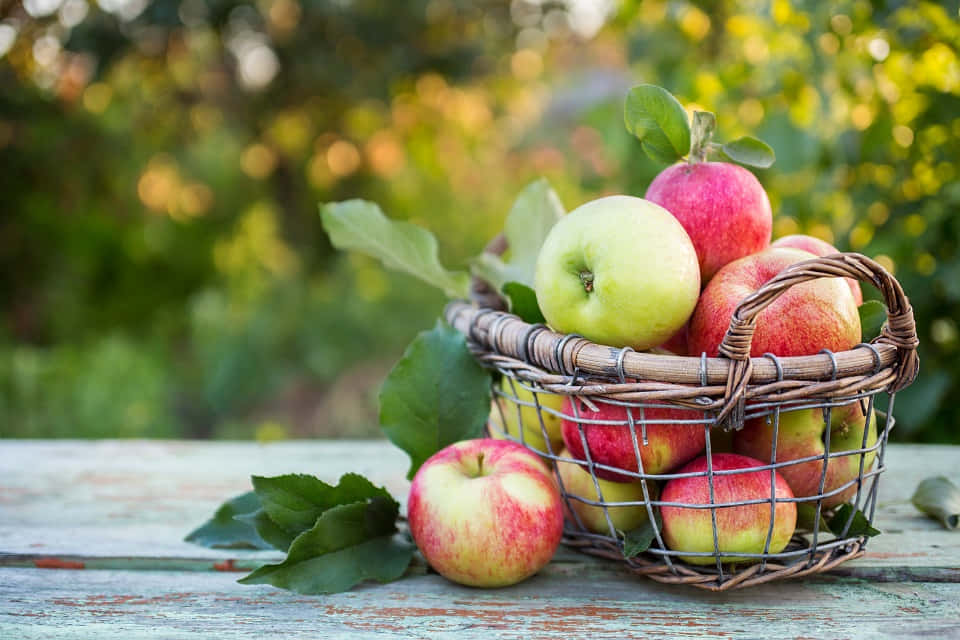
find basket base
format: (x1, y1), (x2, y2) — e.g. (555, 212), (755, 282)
(562, 533), (866, 591)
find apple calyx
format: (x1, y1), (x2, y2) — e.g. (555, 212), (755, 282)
(688, 110), (717, 165)
(579, 270), (595, 293)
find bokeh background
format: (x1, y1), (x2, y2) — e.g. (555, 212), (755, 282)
(1, 0), (958, 442)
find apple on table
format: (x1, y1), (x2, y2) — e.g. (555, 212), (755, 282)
(407, 438), (564, 588)
(660, 453), (798, 564)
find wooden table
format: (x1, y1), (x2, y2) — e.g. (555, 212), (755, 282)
(2, 440), (959, 639)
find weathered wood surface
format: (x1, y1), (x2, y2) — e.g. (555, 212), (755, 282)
(2, 440), (959, 639)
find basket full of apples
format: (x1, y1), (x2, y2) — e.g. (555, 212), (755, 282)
(442, 86), (920, 591)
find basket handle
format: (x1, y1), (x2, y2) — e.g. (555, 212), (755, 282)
(715, 252), (919, 429)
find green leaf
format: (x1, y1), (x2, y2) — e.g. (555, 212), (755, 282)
(185, 491), (273, 550)
(379, 319), (491, 479)
(828, 504), (881, 538)
(235, 509), (297, 552)
(471, 179), (564, 293)
(624, 84), (691, 165)
(238, 497), (413, 594)
(720, 136), (776, 168)
(911, 475), (960, 530)
(796, 503), (832, 532)
(321, 200), (470, 299)
(502, 282), (546, 324)
(250, 473), (394, 542)
(858, 300), (887, 341)
(621, 512), (662, 558)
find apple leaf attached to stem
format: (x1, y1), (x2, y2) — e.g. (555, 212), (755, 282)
(624, 84), (691, 165)
(321, 199), (470, 299)
(472, 178), (564, 306)
(624, 84), (775, 169)
(502, 282), (546, 324)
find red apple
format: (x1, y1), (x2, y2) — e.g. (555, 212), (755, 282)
(407, 438), (563, 587)
(660, 453), (797, 565)
(688, 247), (861, 358)
(645, 162), (772, 283)
(658, 323), (688, 355)
(560, 397), (706, 482)
(771, 234), (863, 305)
(733, 402), (878, 508)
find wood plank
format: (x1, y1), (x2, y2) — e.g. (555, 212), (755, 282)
(3, 566), (960, 639)
(1, 441), (958, 579)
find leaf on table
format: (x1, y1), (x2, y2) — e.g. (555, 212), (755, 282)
(185, 491), (273, 550)
(321, 199), (469, 299)
(858, 300), (887, 341)
(911, 475), (960, 530)
(621, 512), (662, 558)
(250, 473), (394, 545)
(235, 508), (297, 552)
(379, 319), (492, 479)
(624, 84), (691, 165)
(238, 497), (414, 594)
(719, 136), (776, 168)
(502, 282), (546, 324)
(827, 503), (881, 538)
(471, 178), (564, 294)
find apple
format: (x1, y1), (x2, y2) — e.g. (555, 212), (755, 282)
(688, 247), (861, 358)
(560, 397), (706, 482)
(645, 162), (772, 283)
(534, 195), (700, 350)
(489, 379), (565, 455)
(660, 453), (797, 565)
(658, 323), (688, 355)
(555, 448), (660, 534)
(771, 234), (863, 305)
(407, 438), (564, 587)
(733, 402), (877, 508)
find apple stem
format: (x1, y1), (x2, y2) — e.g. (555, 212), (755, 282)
(579, 270), (594, 293)
(688, 110), (716, 165)
(476, 452), (485, 476)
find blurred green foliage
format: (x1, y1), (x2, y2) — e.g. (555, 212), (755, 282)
(1, 0), (958, 442)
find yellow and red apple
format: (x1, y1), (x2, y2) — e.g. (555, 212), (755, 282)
(733, 402), (878, 508)
(407, 438), (564, 587)
(560, 397), (706, 482)
(489, 379), (565, 455)
(771, 234), (863, 305)
(555, 448), (659, 534)
(688, 247), (861, 358)
(660, 453), (797, 564)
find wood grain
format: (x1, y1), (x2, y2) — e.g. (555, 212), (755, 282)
(1, 440), (958, 638)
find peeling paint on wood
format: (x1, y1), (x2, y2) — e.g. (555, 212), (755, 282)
(1, 440), (959, 639)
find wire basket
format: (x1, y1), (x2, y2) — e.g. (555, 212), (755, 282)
(445, 252), (919, 591)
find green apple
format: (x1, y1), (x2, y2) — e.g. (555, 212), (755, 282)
(534, 195), (701, 350)
(489, 379), (565, 455)
(555, 448), (659, 534)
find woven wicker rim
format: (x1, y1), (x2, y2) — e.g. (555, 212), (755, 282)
(446, 252), (918, 427)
